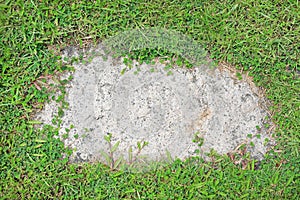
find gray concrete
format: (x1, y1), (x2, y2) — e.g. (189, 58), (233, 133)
(35, 44), (274, 167)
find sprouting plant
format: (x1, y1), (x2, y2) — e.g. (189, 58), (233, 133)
(193, 131), (204, 148)
(263, 138), (270, 146)
(100, 133), (149, 171)
(127, 141), (149, 166)
(236, 72), (243, 80)
(192, 132), (204, 156)
(100, 133), (123, 171)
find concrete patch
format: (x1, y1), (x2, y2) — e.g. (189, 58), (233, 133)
(35, 44), (274, 167)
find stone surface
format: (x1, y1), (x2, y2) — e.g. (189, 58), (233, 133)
(35, 44), (274, 166)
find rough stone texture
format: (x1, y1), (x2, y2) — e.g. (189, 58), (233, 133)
(35, 45), (274, 165)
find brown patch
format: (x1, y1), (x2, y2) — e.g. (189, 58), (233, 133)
(188, 107), (212, 133)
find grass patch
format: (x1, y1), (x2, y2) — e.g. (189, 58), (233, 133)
(1, 0), (299, 198)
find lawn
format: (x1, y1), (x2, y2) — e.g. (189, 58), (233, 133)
(0, 0), (299, 199)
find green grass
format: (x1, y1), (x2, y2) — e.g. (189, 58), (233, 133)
(1, 0), (299, 199)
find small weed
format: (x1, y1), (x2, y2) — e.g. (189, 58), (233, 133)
(100, 133), (123, 171)
(236, 72), (243, 80)
(192, 132), (205, 157)
(81, 133), (88, 139)
(193, 132), (204, 148)
(167, 70), (173, 76)
(256, 134), (261, 139)
(256, 125), (261, 131)
(62, 133), (69, 140)
(264, 123), (270, 129)
(264, 138), (270, 146)
(100, 133), (149, 171)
